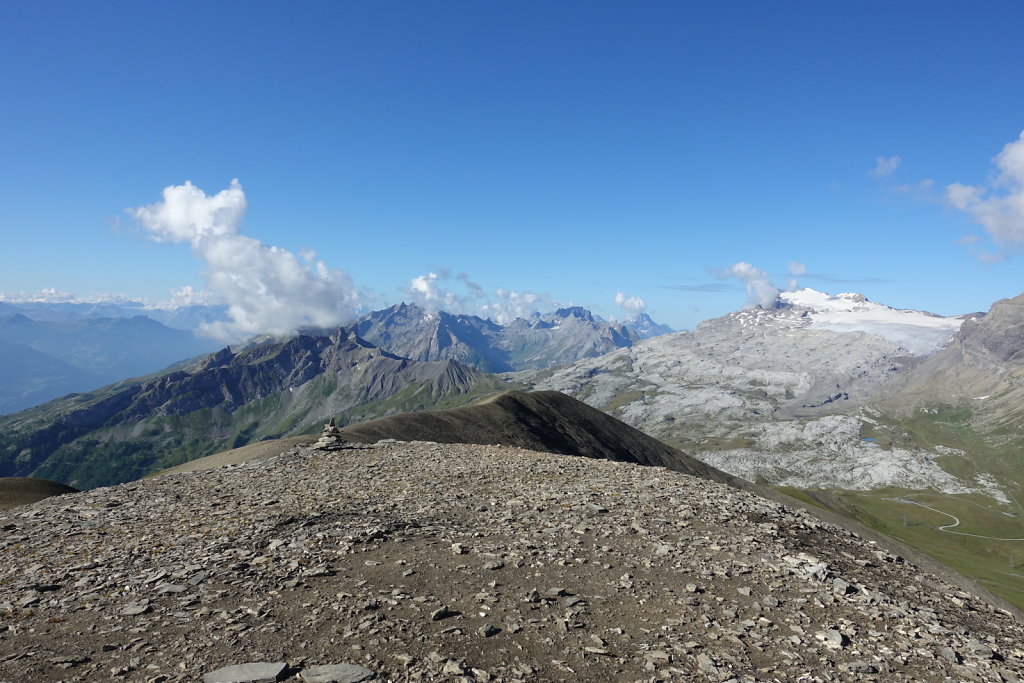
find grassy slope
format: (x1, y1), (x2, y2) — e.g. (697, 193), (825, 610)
(790, 402), (1024, 610)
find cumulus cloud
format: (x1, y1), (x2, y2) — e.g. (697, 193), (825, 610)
(719, 262), (780, 308)
(130, 180), (359, 342)
(946, 130), (1024, 249)
(407, 272), (467, 313)
(405, 270), (556, 324)
(614, 292), (646, 315)
(869, 155), (902, 177)
(482, 288), (556, 324)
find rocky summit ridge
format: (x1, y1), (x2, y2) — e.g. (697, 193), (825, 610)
(2, 440), (1024, 682)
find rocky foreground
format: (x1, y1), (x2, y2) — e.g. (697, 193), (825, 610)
(2, 442), (1023, 682)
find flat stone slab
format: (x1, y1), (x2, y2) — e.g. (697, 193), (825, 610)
(299, 663), (376, 682)
(203, 662), (287, 683)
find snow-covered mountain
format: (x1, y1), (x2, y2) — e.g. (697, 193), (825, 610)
(514, 288), (1005, 497)
(778, 289), (966, 355)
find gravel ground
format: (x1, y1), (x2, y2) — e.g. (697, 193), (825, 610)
(2, 441), (1023, 682)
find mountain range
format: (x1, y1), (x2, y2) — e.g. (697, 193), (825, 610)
(0, 300), (668, 415)
(355, 302), (645, 372)
(5, 286), (1024, 608)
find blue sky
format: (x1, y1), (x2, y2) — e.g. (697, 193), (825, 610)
(2, 1), (1024, 333)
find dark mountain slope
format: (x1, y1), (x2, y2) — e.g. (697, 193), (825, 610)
(0, 477), (79, 510)
(340, 389), (738, 486)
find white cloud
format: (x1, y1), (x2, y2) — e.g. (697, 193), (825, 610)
(407, 272), (466, 312)
(130, 180), (359, 342)
(0, 288), (76, 303)
(614, 292), (646, 314)
(785, 262), (806, 291)
(946, 130), (1024, 249)
(869, 155), (902, 177)
(405, 270), (557, 324)
(720, 262), (780, 308)
(482, 288), (556, 324)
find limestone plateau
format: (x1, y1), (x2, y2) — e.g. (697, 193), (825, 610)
(2, 441), (1023, 682)
(517, 290), (1024, 497)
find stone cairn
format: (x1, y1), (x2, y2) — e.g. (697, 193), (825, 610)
(313, 417), (349, 451)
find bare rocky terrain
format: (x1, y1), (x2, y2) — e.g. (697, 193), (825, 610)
(515, 298), (1002, 498)
(2, 441), (1024, 682)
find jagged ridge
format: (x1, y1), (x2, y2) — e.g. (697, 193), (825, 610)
(356, 303), (642, 372)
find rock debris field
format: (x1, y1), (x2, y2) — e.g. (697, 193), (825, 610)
(2, 441), (1024, 682)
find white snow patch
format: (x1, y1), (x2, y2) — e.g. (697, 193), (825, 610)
(779, 288), (962, 356)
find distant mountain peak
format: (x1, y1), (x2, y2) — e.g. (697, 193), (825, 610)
(551, 306), (595, 322)
(355, 303), (640, 372)
(621, 311), (675, 339)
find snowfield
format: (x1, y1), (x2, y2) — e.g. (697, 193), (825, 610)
(780, 289), (964, 356)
